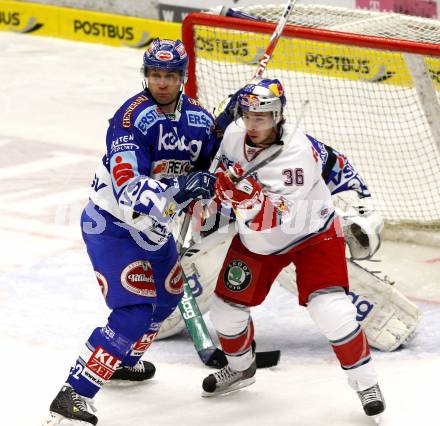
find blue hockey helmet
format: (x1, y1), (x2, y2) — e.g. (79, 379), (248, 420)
(237, 78), (286, 124)
(142, 38), (188, 83)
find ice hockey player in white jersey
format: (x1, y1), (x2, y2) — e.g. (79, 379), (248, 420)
(200, 77), (386, 420)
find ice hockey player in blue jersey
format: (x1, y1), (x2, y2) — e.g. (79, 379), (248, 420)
(45, 39), (218, 425)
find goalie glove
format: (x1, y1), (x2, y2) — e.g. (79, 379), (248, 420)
(336, 196), (384, 260)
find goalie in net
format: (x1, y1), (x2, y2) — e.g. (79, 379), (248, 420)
(159, 90), (421, 355)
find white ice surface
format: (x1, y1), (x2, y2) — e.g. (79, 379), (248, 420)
(1, 32), (439, 426)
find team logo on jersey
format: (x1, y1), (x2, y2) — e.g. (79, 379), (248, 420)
(121, 260), (157, 297)
(94, 271), (108, 298)
(122, 95), (149, 128)
(165, 261), (184, 295)
(224, 260), (252, 292)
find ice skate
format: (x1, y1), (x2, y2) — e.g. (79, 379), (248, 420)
(202, 360), (257, 397)
(45, 384), (97, 425)
(357, 383), (385, 422)
(109, 360), (156, 382)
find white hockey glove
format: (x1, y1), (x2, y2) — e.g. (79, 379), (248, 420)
(276, 261), (421, 352)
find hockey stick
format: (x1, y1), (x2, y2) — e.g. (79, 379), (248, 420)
(176, 214), (281, 368)
(176, 214), (226, 368)
(253, 0), (297, 78)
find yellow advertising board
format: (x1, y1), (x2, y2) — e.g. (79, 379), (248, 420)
(194, 26), (440, 90)
(0, 0), (180, 48)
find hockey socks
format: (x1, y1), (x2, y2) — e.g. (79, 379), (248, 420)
(67, 325), (133, 398)
(331, 324), (371, 370)
(121, 321), (161, 367)
(218, 319), (255, 371)
(67, 304), (156, 397)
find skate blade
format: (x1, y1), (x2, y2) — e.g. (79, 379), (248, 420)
(43, 412), (92, 426)
(201, 377), (256, 398)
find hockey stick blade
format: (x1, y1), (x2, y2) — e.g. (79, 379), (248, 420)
(255, 349), (281, 369)
(202, 347), (281, 369)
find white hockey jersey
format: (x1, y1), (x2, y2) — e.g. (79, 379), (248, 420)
(216, 121), (335, 255)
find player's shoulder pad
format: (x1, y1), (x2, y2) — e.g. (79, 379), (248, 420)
(115, 91), (157, 131)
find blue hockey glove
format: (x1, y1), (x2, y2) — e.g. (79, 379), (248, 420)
(174, 171), (217, 206)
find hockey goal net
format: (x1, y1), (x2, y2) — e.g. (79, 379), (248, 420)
(182, 4), (440, 230)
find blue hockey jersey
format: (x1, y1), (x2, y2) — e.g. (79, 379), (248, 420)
(89, 90), (218, 244)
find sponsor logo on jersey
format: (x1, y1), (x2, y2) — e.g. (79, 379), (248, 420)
(121, 260), (157, 297)
(165, 261), (184, 295)
(224, 260), (252, 292)
(122, 95), (149, 128)
(110, 134), (139, 154)
(85, 346), (121, 382)
(73, 19), (134, 41)
(347, 290), (374, 322)
(157, 124), (202, 161)
(132, 331), (159, 356)
(151, 159), (192, 179)
(94, 271), (108, 298)
(186, 110), (213, 131)
(112, 155), (135, 187)
(134, 105), (165, 134)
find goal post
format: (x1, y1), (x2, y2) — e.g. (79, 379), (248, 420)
(182, 5), (440, 232)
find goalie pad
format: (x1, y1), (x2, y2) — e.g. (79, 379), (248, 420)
(277, 260), (421, 351)
(156, 224), (235, 339)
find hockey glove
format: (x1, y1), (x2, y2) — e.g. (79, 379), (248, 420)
(215, 163), (262, 210)
(174, 171), (217, 208)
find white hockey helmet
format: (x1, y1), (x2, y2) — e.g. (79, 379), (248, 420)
(236, 77), (286, 125)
